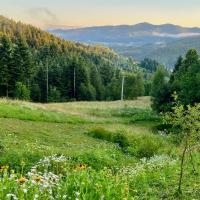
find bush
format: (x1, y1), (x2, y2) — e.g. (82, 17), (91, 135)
(87, 128), (130, 149)
(87, 129), (173, 159)
(112, 132), (129, 148)
(112, 108), (160, 123)
(87, 127), (112, 141)
(14, 82), (30, 100)
(127, 135), (165, 159)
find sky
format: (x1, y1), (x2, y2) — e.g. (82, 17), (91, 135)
(0, 0), (200, 29)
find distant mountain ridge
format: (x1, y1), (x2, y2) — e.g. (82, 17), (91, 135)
(48, 23), (200, 68)
(48, 22), (200, 44)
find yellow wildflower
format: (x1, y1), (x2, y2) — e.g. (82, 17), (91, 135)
(76, 164), (87, 170)
(33, 176), (42, 183)
(17, 177), (27, 184)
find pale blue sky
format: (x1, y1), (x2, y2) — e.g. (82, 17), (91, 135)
(0, 0), (200, 28)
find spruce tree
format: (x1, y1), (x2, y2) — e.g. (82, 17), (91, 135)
(170, 56), (183, 83)
(90, 66), (104, 100)
(151, 67), (171, 112)
(10, 35), (33, 96)
(0, 35), (12, 97)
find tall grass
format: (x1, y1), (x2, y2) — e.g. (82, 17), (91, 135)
(0, 103), (88, 124)
(86, 128), (174, 158)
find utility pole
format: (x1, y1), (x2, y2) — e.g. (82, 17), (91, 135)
(73, 67), (76, 99)
(46, 64), (49, 103)
(6, 84), (8, 98)
(121, 75), (125, 101)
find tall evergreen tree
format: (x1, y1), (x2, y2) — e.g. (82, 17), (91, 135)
(135, 72), (145, 97)
(151, 67), (171, 112)
(107, 76), (121, 100)
(0, 35), (12, 97)
(90, 66), (104, 100)
(183, 49), (199, 67)
(9, 35), (33, 96)
(170, 56), (183, 83)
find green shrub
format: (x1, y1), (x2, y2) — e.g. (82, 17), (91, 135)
(127, 135), (165, 159)
(86, 128), (130, 149)
(112, 108), (160, 123)
(87, 127), (173, 160)
(14, 82), (30, 100)
(87, 127), (112, 141)
(112, 132), (129, 148)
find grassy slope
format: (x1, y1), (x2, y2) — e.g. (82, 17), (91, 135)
(0, 97), (199, 199)
(0, 97), (153, 164)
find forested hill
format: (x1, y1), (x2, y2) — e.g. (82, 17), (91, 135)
(0, 16), (116, 60)
(0, 16), (144, 102)
(49, 22), (200, 69)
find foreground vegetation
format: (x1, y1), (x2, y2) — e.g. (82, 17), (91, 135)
(0, 97), (199, 199)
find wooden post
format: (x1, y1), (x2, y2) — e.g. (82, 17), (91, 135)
(73, 67), (76, 99)
(46, 64), (49, 103)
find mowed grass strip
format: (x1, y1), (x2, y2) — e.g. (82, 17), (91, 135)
(0, 102), (89, 124)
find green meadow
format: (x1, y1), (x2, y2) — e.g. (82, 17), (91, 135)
(0, 97), (199, 199)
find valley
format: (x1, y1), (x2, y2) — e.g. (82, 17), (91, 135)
(49, 23), (200, 68)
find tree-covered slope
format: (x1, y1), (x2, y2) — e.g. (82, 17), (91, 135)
(49, 22), (200, 69)
(0, 16), (142, 102)
(114, 36), (200, 69)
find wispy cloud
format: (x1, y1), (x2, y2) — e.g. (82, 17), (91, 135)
(27, 7), (60, 28)
(152, 32), (200, 38)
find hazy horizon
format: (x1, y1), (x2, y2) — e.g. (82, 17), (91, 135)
(46, 22), (200, 30)
(1, 0), (200, 29)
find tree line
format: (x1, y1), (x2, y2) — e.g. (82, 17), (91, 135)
(151, 49), (200, 112)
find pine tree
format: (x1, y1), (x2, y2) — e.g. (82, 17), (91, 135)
(66, 58), (90, 100)
(90, 66), (104, 100)
(107, 76), (121, 100)
(0, 35), (12, 97)
(17, 35), (33, 85)
(9, 35), (33, 96)
(135, 72), (145, 97)
(151, 67), (171, 112)
(170, 56), (183, 83)
(184, 49), (199, 67)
